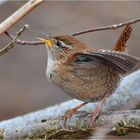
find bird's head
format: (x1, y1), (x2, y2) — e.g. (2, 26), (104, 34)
(38, 35), (87, 60)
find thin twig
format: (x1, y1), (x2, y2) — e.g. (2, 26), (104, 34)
(5, 31), (43, 45)
(72, 18), (140, 36)
(0, 25), (28, 56)
(5, 18), (140, 46)
(0, 0), (44, 36)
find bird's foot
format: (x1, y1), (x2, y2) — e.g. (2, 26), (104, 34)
(62, 108), (77, 128)
(62, 102), (88, 128)
(88, 108), (100, 127)
(88, 94), (110, 127)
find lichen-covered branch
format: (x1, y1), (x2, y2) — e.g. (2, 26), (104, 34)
(0, 69), (140, 139)
(1, 110), (140, 139)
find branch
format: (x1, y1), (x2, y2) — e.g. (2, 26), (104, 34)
(1, 110), (140, 139)
(5, 18), (140, 46)
(72, 18), (140, 36)
(0, 69), (140, 139)
(5, 31), (43, 46)
(0, 0), (44, 36)
(0, 25), (28, 56)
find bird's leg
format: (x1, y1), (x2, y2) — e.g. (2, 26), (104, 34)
(89, 93), (110, 125)
(62, 102), (88, 127)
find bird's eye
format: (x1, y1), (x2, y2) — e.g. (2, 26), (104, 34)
(56, 40), (62, 46)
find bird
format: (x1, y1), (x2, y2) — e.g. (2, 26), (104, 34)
(38, 25), (140, 126)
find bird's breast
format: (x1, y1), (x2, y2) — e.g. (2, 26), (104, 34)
(46, 58), (56, 82)
(50, 63), (122, 102)
(46, 59), (63, 84)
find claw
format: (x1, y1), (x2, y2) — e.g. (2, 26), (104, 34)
(62, 102), (88, 128)
(62, 109), (76, 128)
(89, 93), (110, 126)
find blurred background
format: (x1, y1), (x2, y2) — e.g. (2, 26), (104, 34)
(0, 1), (140, 121)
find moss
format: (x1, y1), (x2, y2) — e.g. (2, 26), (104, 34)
(111, 126), (128, 136)
(26, 127), (93, 139)
(111, 119), (140, 136)
(0, 129), (4, 139)
(26, 128), (58, 139)
(135, 103), (140, 109)
(44, 128), (93, 139)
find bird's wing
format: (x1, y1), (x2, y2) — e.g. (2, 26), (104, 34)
(68, 49), (140, 80)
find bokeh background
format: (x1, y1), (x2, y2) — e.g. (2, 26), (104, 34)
(0, 1), (140, 121)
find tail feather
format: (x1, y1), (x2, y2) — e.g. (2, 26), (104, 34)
(113, 25), (132, 52)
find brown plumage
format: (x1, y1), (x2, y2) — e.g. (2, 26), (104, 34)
(113, 25), (132, 52)
(40, 25), (140, 126)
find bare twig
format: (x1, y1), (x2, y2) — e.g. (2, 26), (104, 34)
(4, 18), (140, 46)
(5, 31), (43, 45)
(0, 25), (28, 56)
(72, 18), (140, 36)
(0, 0), (44, 36)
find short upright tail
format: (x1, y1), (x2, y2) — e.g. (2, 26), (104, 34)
(113, 25), (132, 52)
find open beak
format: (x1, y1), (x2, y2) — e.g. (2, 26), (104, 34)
(37, 37), (53, 47)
